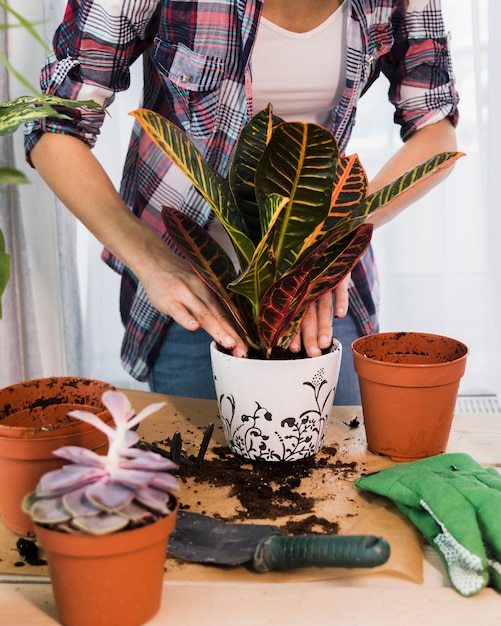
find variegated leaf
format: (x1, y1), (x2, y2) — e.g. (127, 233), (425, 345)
(258, 224), (373, 352)
(228, 194), (288, 306)
(255, 122), (337, 266)
(131, 108), (255, 267)
(0, 95), (103, 136)
(228, 104), (283, 243)
(257, 271), (313, 354)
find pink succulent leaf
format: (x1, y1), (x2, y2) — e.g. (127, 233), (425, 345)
(120, 449), (178, 471)
(28, 496), (72, 525)
(85, 480), (135, 511)
(106, 467), (159, 488)
(101, 390), (135, 428)
(127, 401), (167, 431)
(62, 486), (101, 517)
(118, 501), (158, 524)
(134, 485), (172, 514)
(67, 409), (116, 441)
(150, 472), (181, 494)
(37, 464), (107, 496)
(72, 512), (129, 536)
(52, 446), (107, 467)
(124, 430), (140, 448)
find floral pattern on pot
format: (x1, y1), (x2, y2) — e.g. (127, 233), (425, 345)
(211, 340), (342, 462)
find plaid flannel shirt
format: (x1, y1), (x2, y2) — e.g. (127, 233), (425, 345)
(25, 0), (459, 381)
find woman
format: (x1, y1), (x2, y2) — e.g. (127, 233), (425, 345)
(25, 0), (459, 403)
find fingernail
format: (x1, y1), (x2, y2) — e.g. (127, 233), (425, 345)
(235, 348), (247, 358)
(319, 335), (331, 347)
(222, 335), (236, 348)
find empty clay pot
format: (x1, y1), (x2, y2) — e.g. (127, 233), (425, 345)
(351, 332), (468, 462)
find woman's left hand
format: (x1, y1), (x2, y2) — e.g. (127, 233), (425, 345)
(290, 274), (350, 356)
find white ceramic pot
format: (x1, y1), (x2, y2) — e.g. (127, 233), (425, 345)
(210, 339), (342, 462)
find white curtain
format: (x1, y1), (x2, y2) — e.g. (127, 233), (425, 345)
(2, 0), (499, 398)
(348, 0), (496, 398)
(0, 0), (83, 388)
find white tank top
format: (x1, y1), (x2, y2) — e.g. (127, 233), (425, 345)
(251, 2), (348, 125)
(210, 4), (348, 260)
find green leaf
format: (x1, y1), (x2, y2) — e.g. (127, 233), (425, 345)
(0, 167), (29, 185)
(0, 229), (11, 319)
(255, 122), (337, 267)
(131, 108), (255, 267)
(257, 224), (373, 352)
(228, 104), (283, 243)
(0, 95), (104, 137)
(357, 151), (464, 219)
(228, 194), (288, 308)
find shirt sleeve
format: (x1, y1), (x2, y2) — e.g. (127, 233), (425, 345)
(382, 2), (460, 141)
(24, 0), (161, 155)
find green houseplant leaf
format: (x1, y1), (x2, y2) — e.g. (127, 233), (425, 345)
(0, 95), (103, 137)
(0, 229), (10, 319)
(133, 104), (463, 358)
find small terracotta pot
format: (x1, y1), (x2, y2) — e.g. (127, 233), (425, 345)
(35, 502), (179, 626)
(351, 332), (468, 462)
(0, 377), (114, 535)
(210, 339), (342, 461)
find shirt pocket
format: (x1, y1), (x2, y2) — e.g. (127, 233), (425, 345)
(153, 37), (225, 138)
(362, 23), (394, 89)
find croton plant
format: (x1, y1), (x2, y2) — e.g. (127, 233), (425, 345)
(132, 105), (461, 358)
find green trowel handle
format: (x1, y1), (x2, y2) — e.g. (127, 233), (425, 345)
(253, 533), (390, 573)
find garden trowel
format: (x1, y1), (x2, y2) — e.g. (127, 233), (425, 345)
(168, 510), (390, 572)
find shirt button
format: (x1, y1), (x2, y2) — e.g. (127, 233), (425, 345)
(180, 74), (191, 83)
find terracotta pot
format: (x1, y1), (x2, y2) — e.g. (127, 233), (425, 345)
(35, 502), (179, 626)
(210, 339), (342, 461)
(351, 332), (468, 462)
(0, 377), (114, 535)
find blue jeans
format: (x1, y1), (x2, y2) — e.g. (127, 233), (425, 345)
(148, 315), (362, 405)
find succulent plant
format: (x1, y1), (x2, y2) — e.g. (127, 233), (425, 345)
(131, 105), (462, 358)
(23, 390), (179, 536)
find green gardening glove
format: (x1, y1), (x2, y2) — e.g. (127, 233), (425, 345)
(355, 453), (501, 596)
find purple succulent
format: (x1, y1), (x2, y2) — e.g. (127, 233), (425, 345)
(23, 390), (179, 535)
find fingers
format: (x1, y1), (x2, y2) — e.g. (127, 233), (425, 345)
(290, 276), (352, 356)
(291, 293), (334, 357)
(333, 274), (350, 319)
(143, 265), (248, 357)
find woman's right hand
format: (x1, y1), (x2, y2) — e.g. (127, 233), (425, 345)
(138, 247), (248, 357)
(30, 132), (248, 358)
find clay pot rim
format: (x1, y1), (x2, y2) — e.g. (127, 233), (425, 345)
(0, 404), (110, 437)
(351, 331), (469, 367)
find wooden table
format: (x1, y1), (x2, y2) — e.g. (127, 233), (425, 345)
(1, 390), (500, 625)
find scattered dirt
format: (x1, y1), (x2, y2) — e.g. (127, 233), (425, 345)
(14, 538), (46, 567)
(176, 443), (359, 534)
